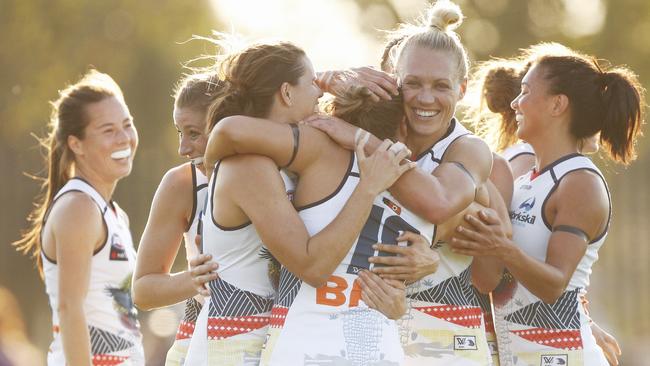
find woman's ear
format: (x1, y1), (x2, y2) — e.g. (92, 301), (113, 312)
(280, 82), (292, 107)
(550, 94), (569, 117)
(67, 135), (84, 156)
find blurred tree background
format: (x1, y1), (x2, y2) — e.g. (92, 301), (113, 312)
(1, 0), (648, 365)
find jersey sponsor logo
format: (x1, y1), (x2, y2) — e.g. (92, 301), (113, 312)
(315, 275), (361, 308)
(109, 233), (128, 261)
(541, 354), (568, 365)
(454, 335), (477, 350)
(510, 197), (537, 225)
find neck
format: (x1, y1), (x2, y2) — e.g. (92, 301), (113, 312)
(529, 126), (580, 171)
(74, 166), (117, 203)
(266, 105), (294, 125)
(406, 119), (453, 158)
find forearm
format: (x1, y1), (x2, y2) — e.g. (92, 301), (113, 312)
(132, 271), (196, 310)
(59, 304), (92, 366)
(299, 183), (377, 286)
(501, 244), (568, 303)
(470, 256), (504, 294)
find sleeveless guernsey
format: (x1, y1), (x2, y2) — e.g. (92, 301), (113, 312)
(494, 154), (609, 366)
(185, 162), (296, 366)
(165, 163), (209, 366)
(501, 143), (535, 163)
(406, 119), (493, 365)
(261, 152), (406, 366)
(43, 178), (144, 366)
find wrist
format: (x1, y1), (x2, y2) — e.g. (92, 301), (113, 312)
(355, 180), (380, 200)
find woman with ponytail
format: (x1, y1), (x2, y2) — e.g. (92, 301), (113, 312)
(307, 1), (505, 364)
(14, 70), (144, 365)
(450, 46), (644, 365)
(131, 72), (223, 366)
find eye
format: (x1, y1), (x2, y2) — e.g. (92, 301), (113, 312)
(436, 83), (450, 90)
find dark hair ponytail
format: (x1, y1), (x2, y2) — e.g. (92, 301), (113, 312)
(599, 69), (644, 164)
(536, 54), (644, 165)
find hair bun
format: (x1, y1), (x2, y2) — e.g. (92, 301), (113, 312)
(426, 0), (463, 32)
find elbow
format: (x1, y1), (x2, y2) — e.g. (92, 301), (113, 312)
(303, 272), (329, 288)
(131, 280), (154, 311)
(538, 283), (568, 305)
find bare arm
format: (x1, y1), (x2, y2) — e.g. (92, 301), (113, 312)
(305, 116), (493, 223)
(132, 165), (201, 310)
(50, 194), (103, 366)
(205, 116), (322, 174)
(451, 171), (608, 302)
(228, 140), (412, 288)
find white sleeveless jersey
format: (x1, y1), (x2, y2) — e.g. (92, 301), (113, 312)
(43, 178), (144, 366)
(166, 163), (209, 366)
(408, 119), (493, 365)
(494, 154), (609, 366)
(185, 161), (296, 366)
(262, 152), (408, 366)
(501, 143), (535, 163)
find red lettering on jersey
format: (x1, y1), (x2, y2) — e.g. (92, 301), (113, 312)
(316, 275), (348, 306)
(349, 279), (361, 307)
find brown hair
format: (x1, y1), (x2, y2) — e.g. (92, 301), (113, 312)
(392, 0), (469, 82)
(173, 72), (223, 113)
(467, 43), (579, 152)
(325, 86), (404, 140)
(467, 59), (527, 151)
(14, 70), (124, 275)
(207, 41), (306, 131)
(534, 53), (645, 164)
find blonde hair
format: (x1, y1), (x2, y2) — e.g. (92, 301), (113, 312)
(390, 0), (469, 82)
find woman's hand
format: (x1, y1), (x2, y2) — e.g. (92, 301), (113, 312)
(316, 67), (398, 101)
(302, 114), (358, 150)
(189, 254), (219, 297)
(356, 134), (415, 196)
(591, 323), (621, 365)
(358, 270), (406, 320)
(449, 209), (513, 258)
(369, 231), (439, 282)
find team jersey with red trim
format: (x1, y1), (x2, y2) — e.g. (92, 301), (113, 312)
(494, 154), (609, 366)
(184, 162), (295, 366)
(407, 119), (493, 365)
(165, 163), (209, 366)
(261, 152), (407, 366)
(43, 178), (144, 366)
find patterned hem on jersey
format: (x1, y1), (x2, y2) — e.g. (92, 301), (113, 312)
(89, 325), (135, 355)
(408, 268), (484, 308)
(511, 327), (583, 350)
(504, 288), (581, 330)
(207, 315), (271, 340)
(208, 278), (273, 317)
(92, 354), (130, 366)
(412, 304), (483, 328)
(175, 321), (195, 340)
(269, 305), (288, 328)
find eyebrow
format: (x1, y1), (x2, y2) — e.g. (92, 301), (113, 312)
(97, 117), (132, 129)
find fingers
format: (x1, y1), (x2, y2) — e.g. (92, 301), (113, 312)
(359, 271), (389, 298)
(189, 253), (212, 268)
(355, 67), (399, 96)
(372, 265), (413, 275)
(449, 237), (480, 252)
(478, 209), (501, 225)
(455, 225), (485, 242)
(464, 214), (491, 232)
(396, 231), (428, 245)
(355, 131), (371, 160)
(373, 243), (410, 255)
(384, 279), (406, 290)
